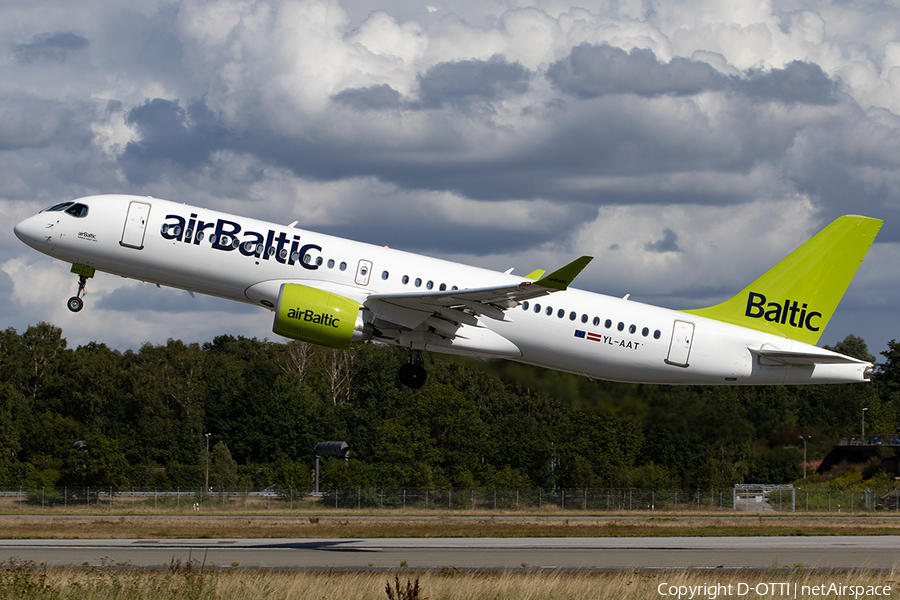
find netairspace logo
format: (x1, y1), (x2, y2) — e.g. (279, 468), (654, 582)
(657, 582), (892, 599)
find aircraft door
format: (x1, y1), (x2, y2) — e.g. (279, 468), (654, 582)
(120, 201), (151, 249)
(355, 259), (373, 286)
(665, 320), (694, 367)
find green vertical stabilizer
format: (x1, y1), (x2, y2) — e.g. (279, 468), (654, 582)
(684, 215), (882, 344)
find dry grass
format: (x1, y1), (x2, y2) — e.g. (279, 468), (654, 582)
(1, 514), (900, 539)
(4, 563), (899, 599)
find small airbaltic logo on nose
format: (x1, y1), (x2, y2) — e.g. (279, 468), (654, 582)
(744, 292), (822, 332)
(286, 308), (340, 328)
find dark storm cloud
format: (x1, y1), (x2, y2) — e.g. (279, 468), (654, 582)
(415, 55), (531, 108)
(118, 99), (230, 184)
(332, 84), (404, 110)
(547, 44), (726, 98)
(644, 228), (682, 253)
(548, 44), (838, 105)
(739, 61), (837, 105)
(12, 31), (88, 64)
(332, 56), (530, 112)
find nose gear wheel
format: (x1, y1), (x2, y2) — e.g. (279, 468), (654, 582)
(67, 275), (88, 312)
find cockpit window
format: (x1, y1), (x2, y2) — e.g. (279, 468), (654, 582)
(64, 203), (89, 218)
(42, 202), (74, 212)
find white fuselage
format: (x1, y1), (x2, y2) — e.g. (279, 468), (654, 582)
(14, 194), (870, 385)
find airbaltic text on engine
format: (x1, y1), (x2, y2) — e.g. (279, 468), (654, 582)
(160, 213), (321, 267)
(744, 291), (822, 331)
(286, 308), (340, 328)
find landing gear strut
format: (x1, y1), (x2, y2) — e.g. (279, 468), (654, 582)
(67, 264), (95, 312)
(67, 275), (88, 313)
(399, 349), (427, 389)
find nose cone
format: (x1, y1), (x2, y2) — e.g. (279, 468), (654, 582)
(14, 214), (48, 249)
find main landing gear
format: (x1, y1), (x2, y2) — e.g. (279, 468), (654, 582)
(399, 349), (427, 389)
(67, 264), (95, 312)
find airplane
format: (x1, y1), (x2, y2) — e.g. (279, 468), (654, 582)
(14, 194), (882, 388)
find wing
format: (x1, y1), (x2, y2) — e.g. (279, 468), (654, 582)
(364, 256), (592, 354)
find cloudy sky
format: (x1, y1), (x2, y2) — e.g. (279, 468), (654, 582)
(2, 0), (900, 360)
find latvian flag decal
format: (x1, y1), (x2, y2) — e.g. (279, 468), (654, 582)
(574, 330), (602, 342)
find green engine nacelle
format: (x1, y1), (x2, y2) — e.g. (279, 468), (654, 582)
(273, 283), (366, 349)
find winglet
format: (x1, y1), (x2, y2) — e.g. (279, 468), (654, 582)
(525, 269), (546, 280)
(535, 256), (593, 290)
(684, 215), (882, 345)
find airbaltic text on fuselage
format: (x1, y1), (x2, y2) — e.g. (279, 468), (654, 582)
(744, 292), (822, 331)
(286, 308), (340, 328)
(160, 214), (321, 269)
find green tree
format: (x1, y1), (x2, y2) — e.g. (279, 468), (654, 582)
(61, 432), (130, 489)
(209, 441), (238, 492)
(825, 334), (876, 363)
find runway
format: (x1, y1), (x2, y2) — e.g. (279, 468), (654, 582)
(1, 536), (899, 570)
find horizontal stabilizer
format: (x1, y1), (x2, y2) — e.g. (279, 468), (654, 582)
(751, 348), (866, 366)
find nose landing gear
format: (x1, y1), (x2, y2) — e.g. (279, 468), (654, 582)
(399, 349), (427, 389)
(67, 264), (95, 312)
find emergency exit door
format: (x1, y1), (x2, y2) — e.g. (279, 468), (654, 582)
(120, 201), (151, 249)
(666, 320), (694, 367)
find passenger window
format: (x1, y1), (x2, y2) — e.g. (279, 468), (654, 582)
(654, 330), (661, 339)
(546, 306), (553, 316)
(316, 257), (323, 266)
(522, 301), (529, 310)
(339, 261), (347, 271)
(617, 322), (625, 331)
(327, 259), (335, 269)
(402, 275), (409, 284)
(629, 324), (636, 334)
(593, 317), (600, 326)
(415, 278), (422, 287)
(451, 286), (458, 290)
(569, 311), (577, 321)
(557, 309), (564, 318)
(426, 281), (433, 290)
(291, 252), (300, 262)
(534, 304), (541, 313)
(605, 319), (612, 328)
(439, 283), (446, 291)
(381, 271), (389, 280)
(642, 327), (649, 337)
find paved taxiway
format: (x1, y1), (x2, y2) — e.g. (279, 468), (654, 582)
(1, 536), (899, 570)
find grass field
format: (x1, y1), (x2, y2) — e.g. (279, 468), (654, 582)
(0, 560), (897, 599)
(1, 513), (900, 539)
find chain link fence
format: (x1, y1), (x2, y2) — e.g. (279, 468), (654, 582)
(1, 486), (897, 512)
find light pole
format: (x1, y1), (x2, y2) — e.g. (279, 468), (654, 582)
(204, 433), (211, 493)
(862, 408), (868, 440)
(799, 435), (809, 479)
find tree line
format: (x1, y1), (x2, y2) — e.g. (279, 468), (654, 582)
(0, 322), (897, 492)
